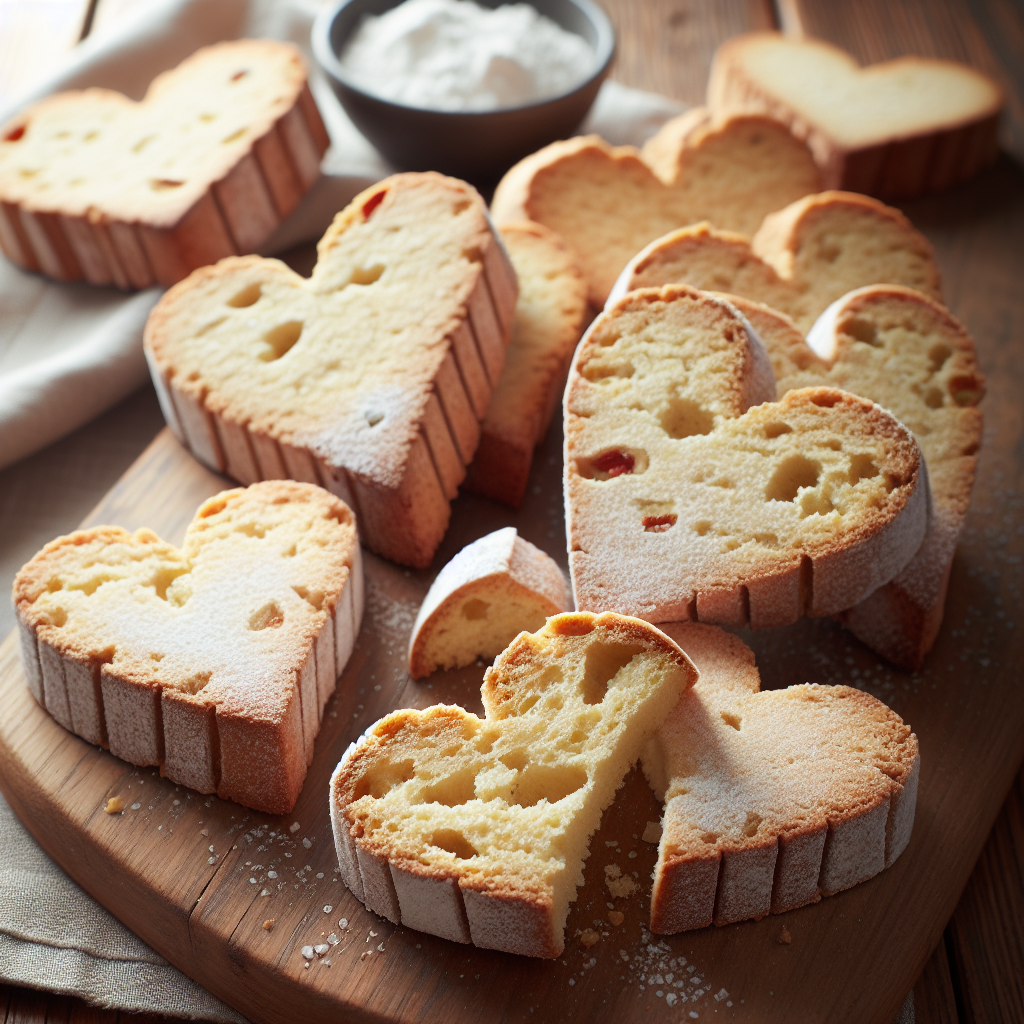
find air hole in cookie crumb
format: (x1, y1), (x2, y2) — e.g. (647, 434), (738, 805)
(701, 832), (718, 844)
(742, 812), (762, 837)
(694, 521), (712, 537)
(43, 607), (68, 627)
(462, 599), (489, 621)
(292, 585), (324, 610)
(259, 322), (303, 362)
(222, 128), (246, 144)
(230, 70), (249, 81)
(500, 749), (528, 772)
(227, 283), (262, 308)
(510, 763), (587, 808)
(660, 397), (712, 439)
(847, 453), (879, 485)
(349, 264), (384, 286)
(581, 359), (634, 383)
(765, 455), (821, 503)
(354, 759), (415, 800)
(421, 767), (477, 807)
(924, 386), (944, 409)
(928, 343), (952, 373)
(582, 641), (645, 705)
(249, 602), (284, 631)
(150, 178), (184, 191)
(720, 712), (741, 731)
(430, 829), (477, 859)
(179, 671), (211, 695)
(365, 411), (384, 427)
(841, 316), (880, 347)
(763, 421), (792, 439)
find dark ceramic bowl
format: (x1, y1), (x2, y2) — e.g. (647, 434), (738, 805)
(311, 0), (615, 186)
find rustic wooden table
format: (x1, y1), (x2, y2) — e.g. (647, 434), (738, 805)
(0, 1), (1020, 1022)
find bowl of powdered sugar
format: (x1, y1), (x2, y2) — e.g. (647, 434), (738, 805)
(312, 0), (615, 184)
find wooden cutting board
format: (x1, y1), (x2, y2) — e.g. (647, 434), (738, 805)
(0, 290), (1021, 1024)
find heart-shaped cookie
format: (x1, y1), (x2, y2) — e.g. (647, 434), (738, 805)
(463, 221), (590, 508)
(0, 40), (329, 289)
(331, 612), (695, 958)
(693, 286), (982, 668)
(491, 108), (821, 306)
(565, 287), (929, 627)
(610, 190), (942, 332)
(145, 173), (517, 568)
(13, 481), (362, 815)
(643, 623), (919, 933)
(709, 32), (1002, 200)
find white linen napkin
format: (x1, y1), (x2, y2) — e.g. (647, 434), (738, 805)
(0, 0), (686, 1016)
(0, 0), (685, 472)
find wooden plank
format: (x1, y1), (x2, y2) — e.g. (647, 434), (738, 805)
(945, 767), (1023, 1023)
(601, 0), (776, 103)
(778, 0), (1024, 159)
(913, 940), (960, 1024)
(5, 988), (50, 1024)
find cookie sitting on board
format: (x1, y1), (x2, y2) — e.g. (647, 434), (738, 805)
(0, 40), (329, 288)
(408, 527), (571, 679)
(565, 286), (930, 627)
(608, 190), (941, 333)
(463, 222), (590, 508)
(144, 173), (517, 569)
(491, 107), (821, 307)
(644, 622), (919, 933)
(708, 31), (1003, 200)
(13, 481), (362, 816)
(332, 612), (695, 958)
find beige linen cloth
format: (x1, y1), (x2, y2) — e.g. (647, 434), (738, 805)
(0, 0), (685, 1017)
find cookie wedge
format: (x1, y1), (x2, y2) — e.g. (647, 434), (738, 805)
(644, 623), (919, 933)
(332, 612), (695, 957)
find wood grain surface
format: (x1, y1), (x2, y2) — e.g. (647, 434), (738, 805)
(0, 0), (1021, 1022)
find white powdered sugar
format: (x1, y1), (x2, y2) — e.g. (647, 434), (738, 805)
(338, 0), (594, 111)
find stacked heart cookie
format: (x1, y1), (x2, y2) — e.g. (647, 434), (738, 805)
(0, 40), (329, 288)
(608, 200), (984, 665)
(145, 173), (517, 568)
(332, 614), (918, 954)
(491, 107), (821, 306)
(610, 190), (942, 332)
(565, 286), (929, 627)
(333, 611), (696, 957)
(14, 481), (362, 815)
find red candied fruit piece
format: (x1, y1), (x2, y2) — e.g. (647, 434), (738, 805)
(362, 189), (387, 219)
(642, 514), (677, 533)
(594, 450), (634, 477)
(4, 124), (27, 142)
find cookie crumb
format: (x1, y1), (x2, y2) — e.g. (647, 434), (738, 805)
(779, 926), (792, 945)
(263, 919), (274, 931)
(608, 910), (624, 926)
(104, 797), (124, 814)
(605, 863), (638, 898)
(580, 929), (600, 948)
(641, 821), (662, 844)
